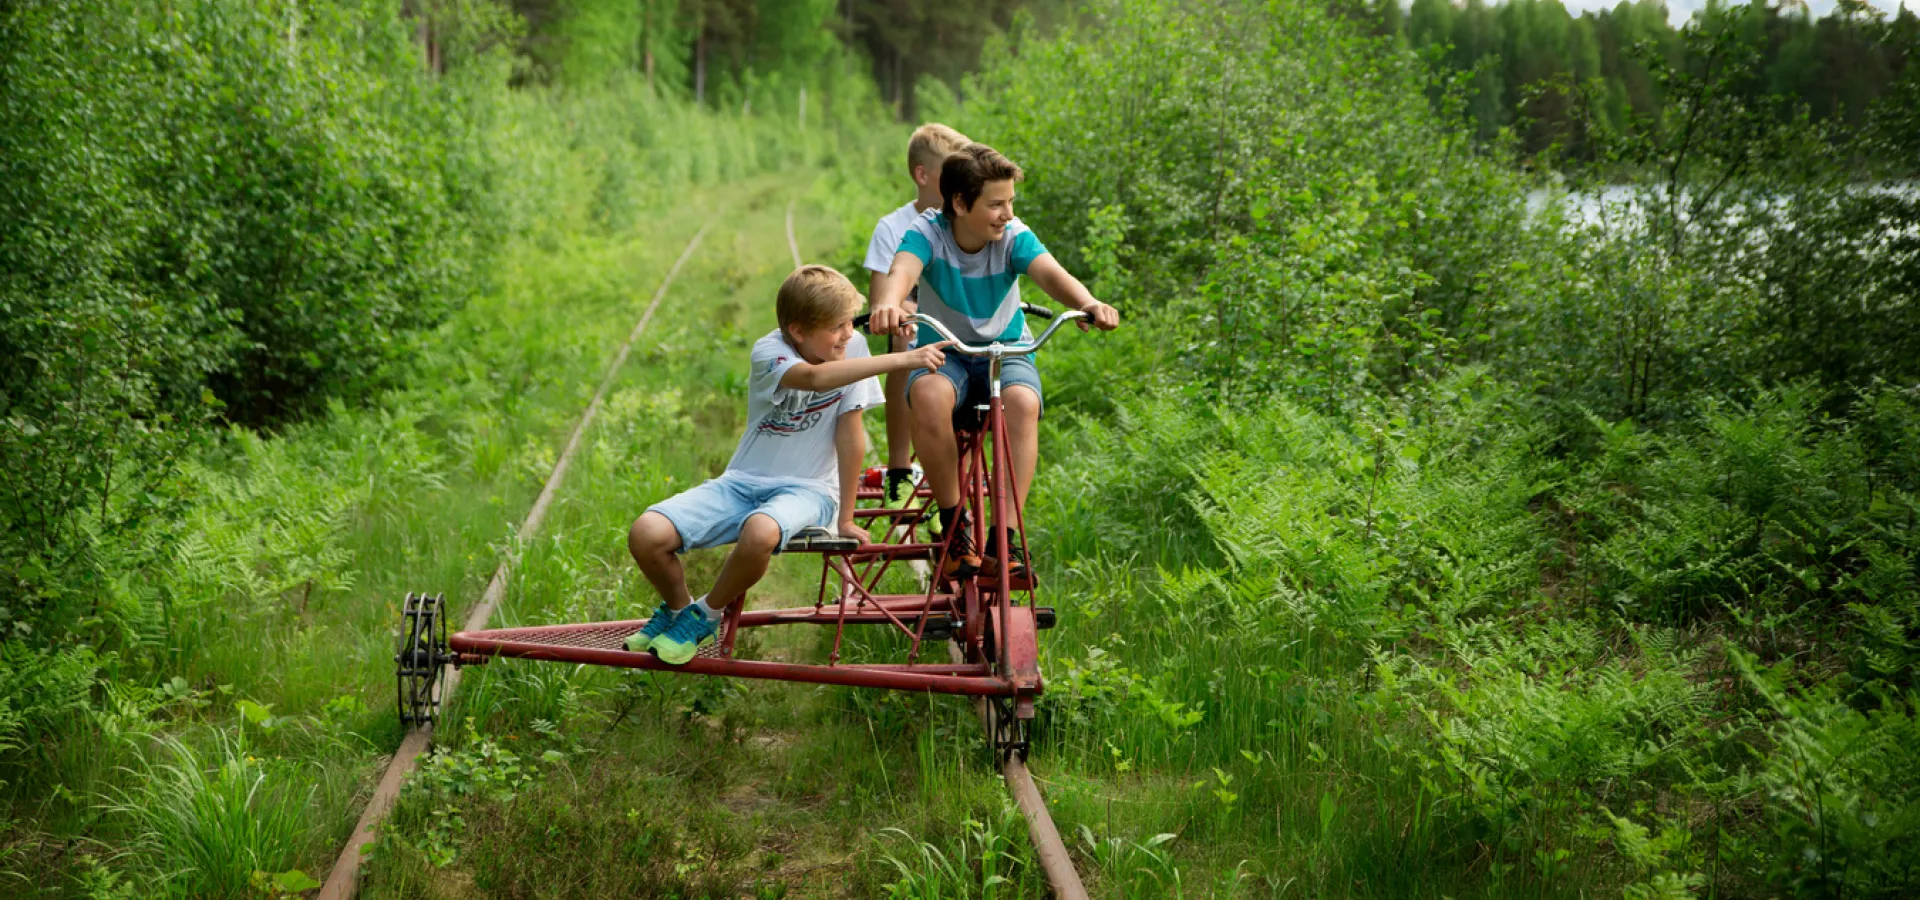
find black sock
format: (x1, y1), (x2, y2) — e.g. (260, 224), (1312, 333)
(985, 526), (1022, 552)
(886, 467), (913, 501)
(937, 504), (958, 536)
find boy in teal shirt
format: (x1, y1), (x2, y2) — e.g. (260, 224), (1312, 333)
(866, 144), (1120, 581)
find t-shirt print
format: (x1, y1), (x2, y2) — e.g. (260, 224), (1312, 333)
(724, 330), (884, 502)
(753, 379), (843, 437)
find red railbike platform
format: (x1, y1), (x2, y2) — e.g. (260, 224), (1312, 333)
(448, 602), (1042, 696)
(448, 515), (1046, 698)
(441, 310), (1066, 706)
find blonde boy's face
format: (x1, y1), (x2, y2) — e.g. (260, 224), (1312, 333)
(788, 316), (856, 365)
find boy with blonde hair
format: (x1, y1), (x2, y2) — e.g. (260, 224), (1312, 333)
(626, 265), (950, 663)
(864, 122), (972, 503)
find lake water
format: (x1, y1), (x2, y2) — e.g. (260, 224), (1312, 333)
(1527, 182), (1919, 233)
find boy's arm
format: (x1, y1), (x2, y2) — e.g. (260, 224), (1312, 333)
(1023, 254), (1121, 330)
(833, 411), (870, 542)
(780, 340), (949, 393)
(867, 252), (926, 335)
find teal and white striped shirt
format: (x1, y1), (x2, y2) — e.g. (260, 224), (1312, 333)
(896, 210), (1050, 346)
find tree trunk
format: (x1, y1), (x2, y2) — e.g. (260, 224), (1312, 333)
(891, 47), (902, 119)
(696, 29), (707, 104)
(643, 2), (655, 90)
(414, 0), (430, 71)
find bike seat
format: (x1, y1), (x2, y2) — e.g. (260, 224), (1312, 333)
(952, 403), (989, 435)
(784, 525), (859, 553)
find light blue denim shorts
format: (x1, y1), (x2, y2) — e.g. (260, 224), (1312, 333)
(648, 471), (836, 554)
(906, 350), (1043, 415)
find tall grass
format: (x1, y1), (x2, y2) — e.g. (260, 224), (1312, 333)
(102, 731), (318, 898)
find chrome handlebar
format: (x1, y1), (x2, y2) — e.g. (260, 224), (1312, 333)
(900, 310), (1090, 359)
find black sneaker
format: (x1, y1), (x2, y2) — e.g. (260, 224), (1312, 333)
(979, 528), (1033, 586)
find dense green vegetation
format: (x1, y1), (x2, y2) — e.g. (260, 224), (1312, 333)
(1353, 0), (1919, 168)
(5, 0), (1918, 895)
(0, 0), (896, 893)
(965, 0), (1920, 894)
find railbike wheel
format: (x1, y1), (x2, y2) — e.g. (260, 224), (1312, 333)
(395, 592), (449, 728)
(977, 608), (1030, 763)
(984, 695), (1030, 765)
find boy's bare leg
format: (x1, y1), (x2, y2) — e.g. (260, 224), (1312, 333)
(705, 513), (782, 610)
(629, 512), (693, 609)
(1004, 386), (1041, 510)
(909, 376), (962, 509)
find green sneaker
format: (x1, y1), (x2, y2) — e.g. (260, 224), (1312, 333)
(624, 602), (680, 652)
(650, 604), (718, 665)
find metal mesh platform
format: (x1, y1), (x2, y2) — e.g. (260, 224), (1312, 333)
(471, 618), (733, 660)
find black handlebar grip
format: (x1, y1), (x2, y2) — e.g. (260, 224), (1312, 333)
(853, 312), (872, 328)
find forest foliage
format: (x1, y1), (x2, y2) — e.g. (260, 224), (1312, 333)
(954, 0), (1920, 893)
(0, 3), (894, 890)
(3, 0), (1919, 894)
(1353, 0), (1920, 169)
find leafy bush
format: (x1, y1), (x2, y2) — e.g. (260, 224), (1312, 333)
(1, 0), (487, 637)
(1561, 386), (1920, 654)
(960, 0), (1539, 408)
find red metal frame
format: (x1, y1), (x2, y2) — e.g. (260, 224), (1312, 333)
(448, 388), (1048, 703)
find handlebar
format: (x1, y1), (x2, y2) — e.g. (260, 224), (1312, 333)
(852, 302), (1054, 331)
(852, 308), (1088, 359)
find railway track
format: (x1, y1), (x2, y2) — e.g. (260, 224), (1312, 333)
(318, 222), (709, 899)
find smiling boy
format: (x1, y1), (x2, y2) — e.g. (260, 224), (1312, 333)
(626, 265), (950, 664)
(866, 144), (1120, 583)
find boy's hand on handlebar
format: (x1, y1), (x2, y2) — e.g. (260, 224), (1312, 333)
(867, 305), (911, 336)
(903, 340), (954, 372)
(1080, 300), (1121, 331)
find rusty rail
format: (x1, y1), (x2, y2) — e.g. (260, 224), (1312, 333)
(950, 643), (1090, 899)
(317, 221), (710, 899)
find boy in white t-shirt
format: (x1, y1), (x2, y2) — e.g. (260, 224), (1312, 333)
(863, 123), (972, 504)
(625, 266), (950, 664)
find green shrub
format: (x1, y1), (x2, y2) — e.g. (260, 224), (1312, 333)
(959, 0), (1539, 408)
(0, 0), (486, 637)
(1563, 385), (1920, 651)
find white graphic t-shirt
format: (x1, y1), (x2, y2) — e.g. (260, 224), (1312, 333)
(864, 201), (924, 275)
(726, 329), (884, 503)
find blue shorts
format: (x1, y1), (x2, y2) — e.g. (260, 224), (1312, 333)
(906, 350), (1043, 415)
(647, 471), (836, 554)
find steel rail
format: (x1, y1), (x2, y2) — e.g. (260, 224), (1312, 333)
(951, 641), (1089, 900)
(317, 221), (711, 900)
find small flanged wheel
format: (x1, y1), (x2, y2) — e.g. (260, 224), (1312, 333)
(395, 592), (449, 728)
(984, 696), (1030, 765)
(920, 612), (956, 643)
